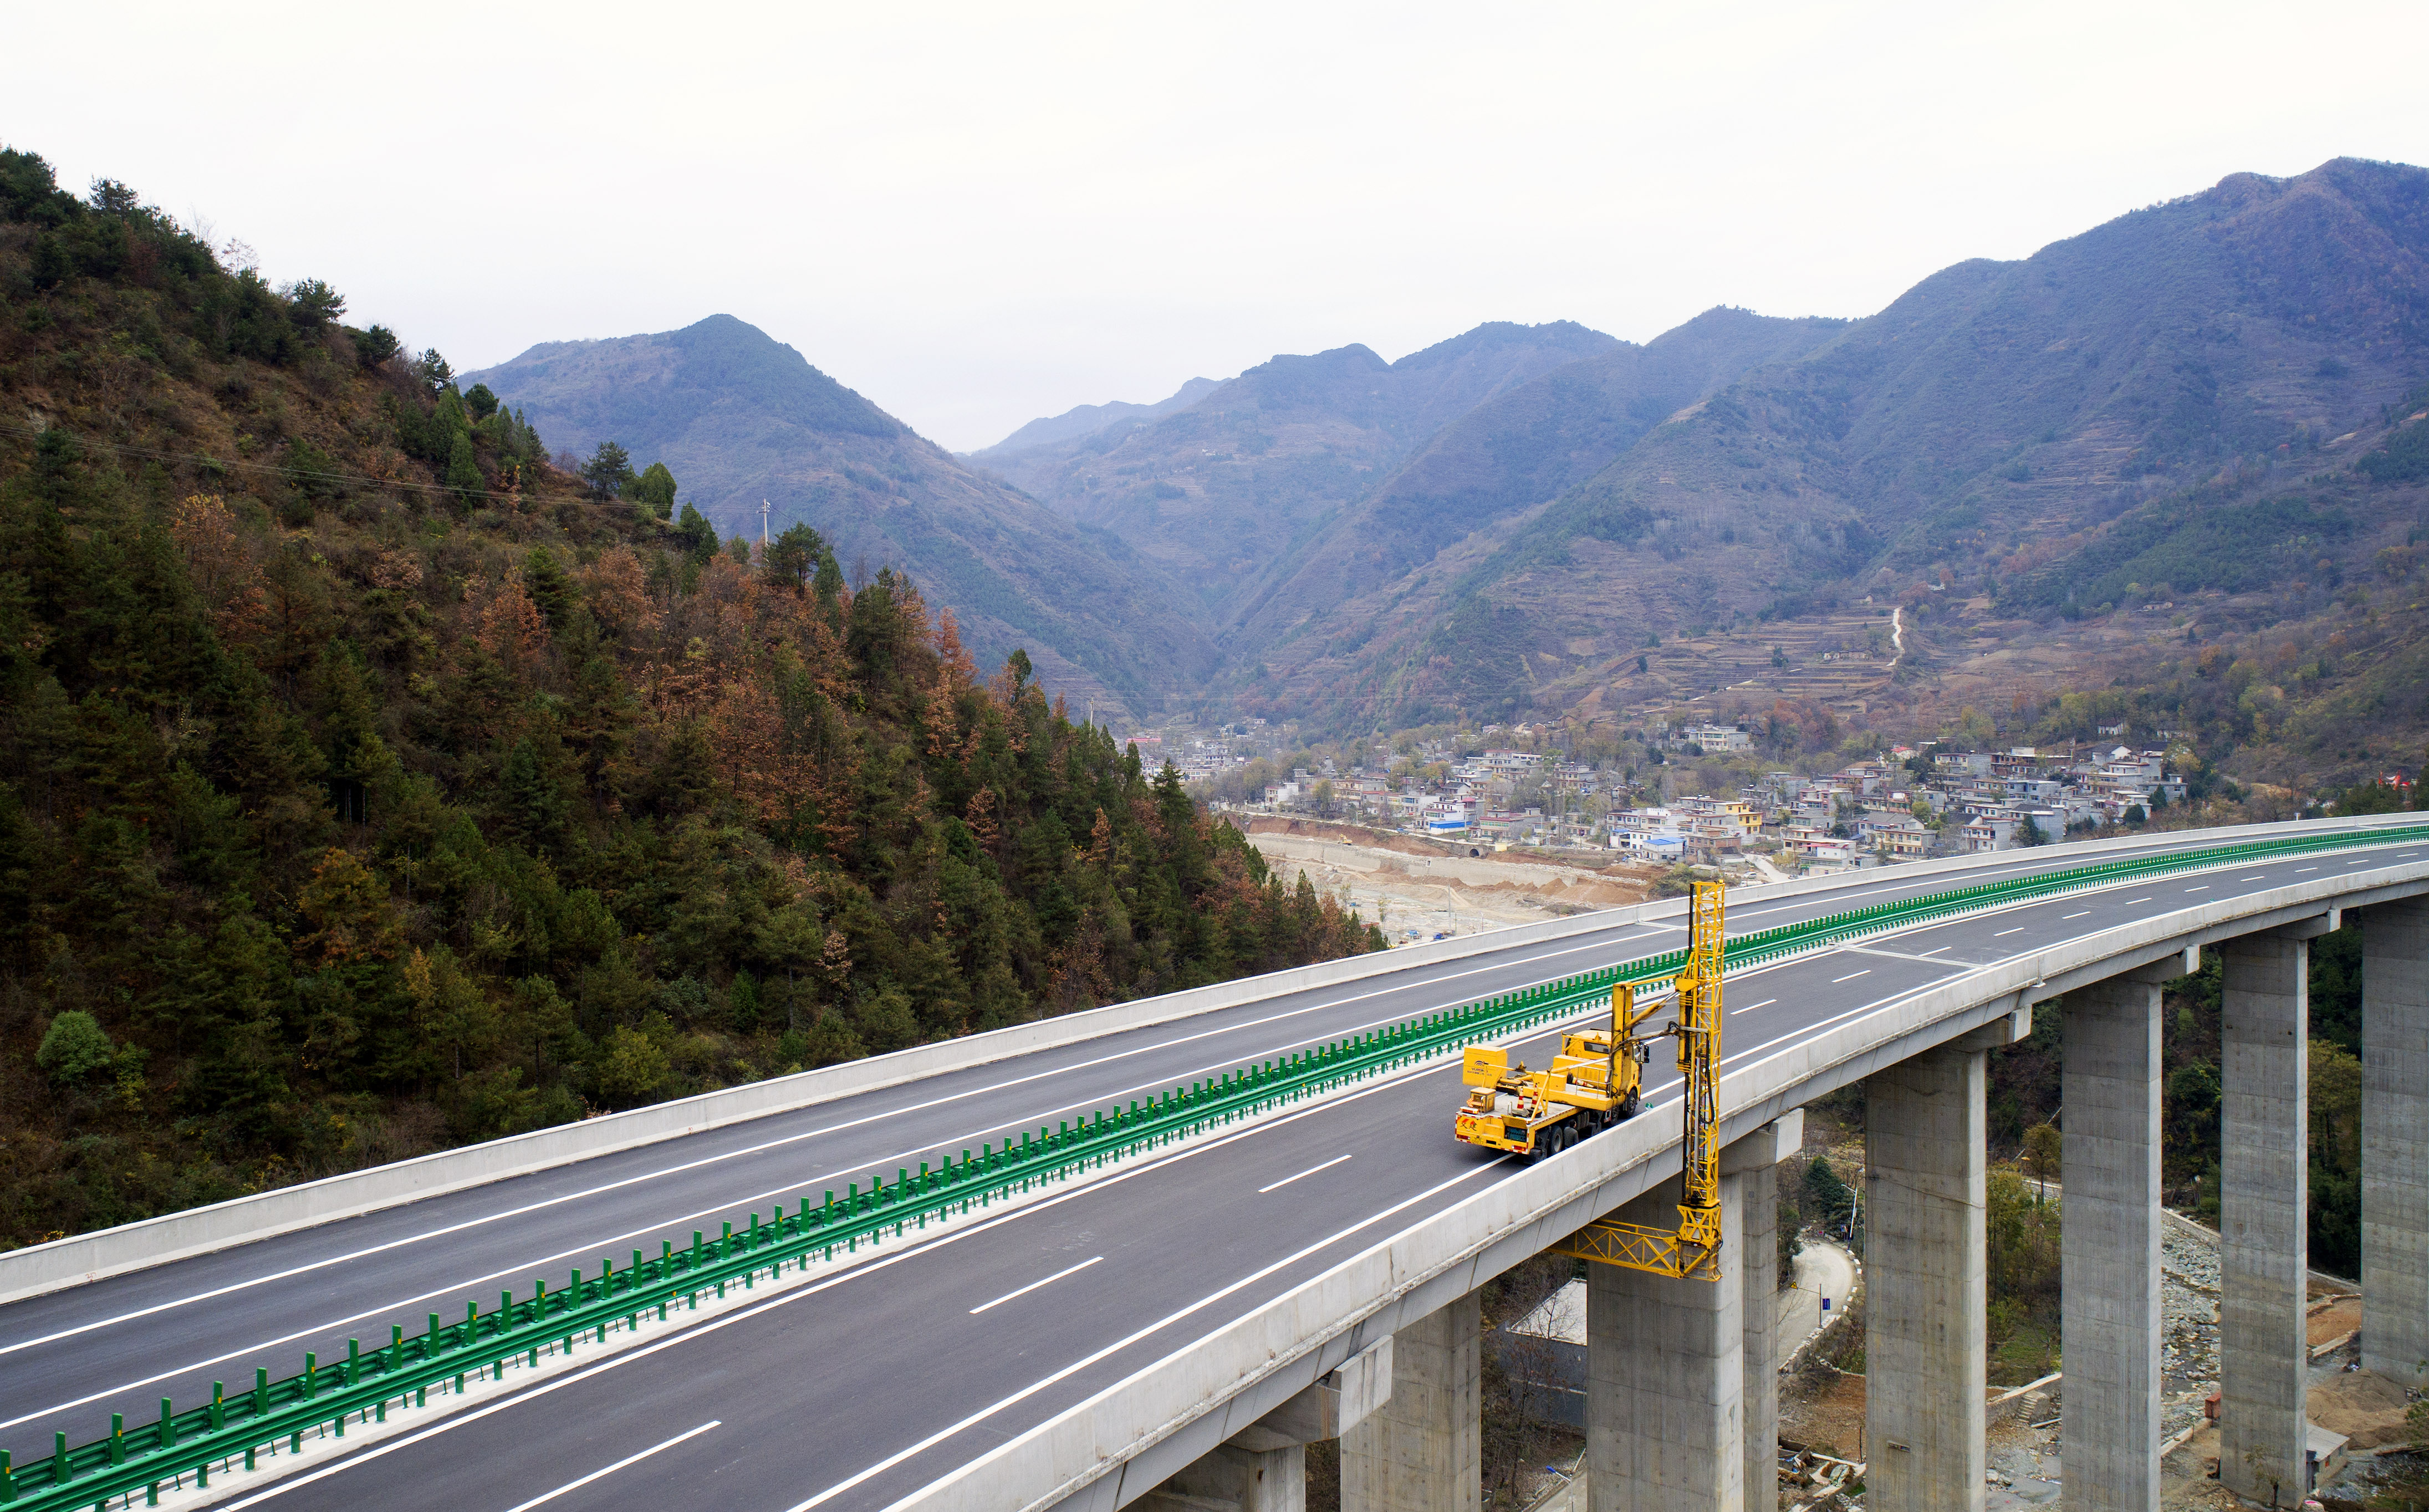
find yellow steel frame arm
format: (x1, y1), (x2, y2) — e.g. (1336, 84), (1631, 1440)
(1557, 878), (1726, 1282)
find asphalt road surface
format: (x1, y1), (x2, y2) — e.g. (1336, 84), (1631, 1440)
(9, 822), (2424, 1511)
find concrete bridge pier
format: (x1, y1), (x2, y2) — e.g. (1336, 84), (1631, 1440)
(2363, 900), (2429, 1387)
(1864, 1012), (2024, 1512)
(2219, 926), (2318, 1507)
(1585, 1173), (1744, 1510)
(1341, 1293), (1479, 1512)
(1581, 1117), (1798, 1512)
(1735, 1113), (1804, 1505)
(2060, 959), (2176, 1512)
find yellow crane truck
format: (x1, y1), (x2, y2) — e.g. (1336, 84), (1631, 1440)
(1451, 986), (1659, 1159)
(1455, 878), (1729, 1279)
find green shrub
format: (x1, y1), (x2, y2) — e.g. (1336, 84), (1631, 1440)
(37, 1011), (115, 1085)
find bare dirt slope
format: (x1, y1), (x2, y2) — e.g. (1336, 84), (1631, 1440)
(1239, 819), (1657, 938)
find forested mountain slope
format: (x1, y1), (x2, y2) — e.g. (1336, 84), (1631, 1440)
(1273, 159), (2429, 731)
(462, 316), (1218, 722)
(0, 149), (1379, 1249)
(1227, 307), (1849, 666)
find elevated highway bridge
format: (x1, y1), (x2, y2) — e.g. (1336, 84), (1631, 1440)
(4, 815), (2427, 1512)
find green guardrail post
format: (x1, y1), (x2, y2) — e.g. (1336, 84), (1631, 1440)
(346, 1337), (359, 1386)
(109, 1415), (123, 1466)
(304, 1355), (317, 1398)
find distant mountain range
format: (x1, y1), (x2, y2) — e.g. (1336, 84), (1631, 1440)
(468, 159), (2429, 753)
(969, 321), (1624, 627)
(965, 376), (1223, 463)
(1302, 156), (2429, 728)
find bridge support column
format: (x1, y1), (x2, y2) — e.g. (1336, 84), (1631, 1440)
(2219, 928), (2314, 1507)
(2364, 900), (2429, 1387)
(1341, 1294), (1478, 1512)
(1865, 1038), (1990, 1512)
(1585, 1174), (1744, 1511)
(1729, 1113), (1803, 1506)
(2061, 966), (2170, 1512)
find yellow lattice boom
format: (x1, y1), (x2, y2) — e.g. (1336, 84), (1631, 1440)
(1558, 877), (1727, 1283)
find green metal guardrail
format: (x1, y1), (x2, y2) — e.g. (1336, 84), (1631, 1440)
(7, 818), (2423, 1510)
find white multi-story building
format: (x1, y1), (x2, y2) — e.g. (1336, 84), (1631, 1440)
(1680, 724), (1753, 752)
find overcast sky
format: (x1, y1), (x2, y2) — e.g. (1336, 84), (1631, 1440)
(13, 3), (2428, 451)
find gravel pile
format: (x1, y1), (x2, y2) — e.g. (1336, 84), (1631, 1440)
(2160, 1218), (2221, 1385)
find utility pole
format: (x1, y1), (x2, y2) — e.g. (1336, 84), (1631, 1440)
(759, 499), (772, 545)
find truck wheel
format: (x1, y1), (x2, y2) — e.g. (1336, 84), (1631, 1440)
(1621, 1089), (1641, 1121)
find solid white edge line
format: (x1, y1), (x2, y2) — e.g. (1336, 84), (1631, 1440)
(498, 1420), (722, 1512)
(2, 923), (1660, 1375)
(33, 831), (2420, 1448)
(812, 1158), (1515, 1512)
(27, 820), (2371, 1364)
(221, 835), (2426, 1512)
(203, 1051), (1501, 1510)
(3, 936), (1670, 1429)
(1258, 1153), (1355, 1194)
(874, 936), (2113, 1512)
(969, 1257), (1104, 1316)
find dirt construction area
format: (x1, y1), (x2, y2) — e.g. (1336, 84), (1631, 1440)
(1775, 1211), (2424, 1509)
(1238, 819), (1659, 941)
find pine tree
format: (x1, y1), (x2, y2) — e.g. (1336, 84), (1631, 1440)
(497, 738), (566, 851)
(443, 431), (484, 507)
(675, 502), (717, 561)
(579, 442), (636, 501)
(630, 461), (677, 516)
(763, 523), (824, 590)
